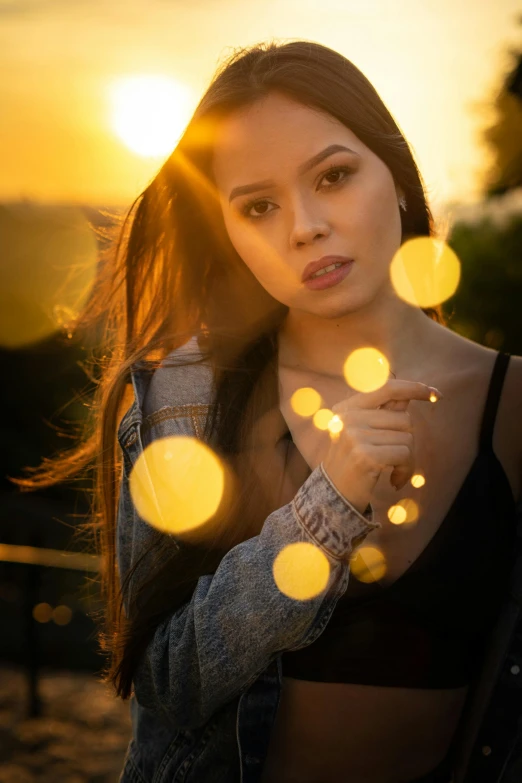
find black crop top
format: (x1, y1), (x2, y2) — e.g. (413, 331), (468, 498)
(281, 351), (518, 689)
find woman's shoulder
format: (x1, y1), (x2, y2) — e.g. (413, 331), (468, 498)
(495, 349), (522, 497)
(117, 335), (213, 428)
(141, 334), (215, 418)
(460, 335), (522, 503)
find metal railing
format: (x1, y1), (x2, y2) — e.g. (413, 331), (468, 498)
(0, 542), (101, 717)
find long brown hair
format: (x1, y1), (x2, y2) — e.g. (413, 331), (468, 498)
(12, 39), (446, 701)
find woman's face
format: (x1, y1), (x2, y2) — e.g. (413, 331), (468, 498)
(211, 91), (405, 318)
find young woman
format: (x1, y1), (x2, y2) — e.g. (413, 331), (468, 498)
(18, 41), (522, 783)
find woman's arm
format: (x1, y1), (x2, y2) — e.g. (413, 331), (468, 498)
(118, 409), (379, 731)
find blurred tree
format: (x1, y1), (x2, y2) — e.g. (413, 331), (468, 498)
(444, 212), (522, 354)
(479, 14), (522, 197)
(443, 15), (522, 354)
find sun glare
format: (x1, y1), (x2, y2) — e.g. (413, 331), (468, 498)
(108, 74), (194, 157)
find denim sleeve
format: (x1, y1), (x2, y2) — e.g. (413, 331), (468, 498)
(120, 409), (381, 731)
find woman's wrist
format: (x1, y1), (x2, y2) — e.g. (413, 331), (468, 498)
(319, 460), (372, 516)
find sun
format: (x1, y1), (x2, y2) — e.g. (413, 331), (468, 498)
(108, 74), (194, 157)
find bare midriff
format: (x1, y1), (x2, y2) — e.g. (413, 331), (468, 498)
(260, 677), (469, 783)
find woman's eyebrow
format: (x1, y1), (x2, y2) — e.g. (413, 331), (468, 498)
(228, 143), (359, 203)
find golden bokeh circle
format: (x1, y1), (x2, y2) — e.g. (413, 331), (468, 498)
(343, 348), (390, 392)
(130, 435), (225, 536)
(349, 545), (387, 583)
(273, 542), (331, 600)
(52, 605), (73, 626)
(0, 204), (98, 348)
(313, 408), (335, 430)
(328, 414), (344, 434)
(390, 236), (460, 308)
(388, 497), (420, 525)
(291, 387), (322, 417)
(32, 602), (53, 623)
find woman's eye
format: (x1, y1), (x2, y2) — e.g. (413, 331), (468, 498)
(321, 167), (350, 186)
(240, 165), (352, 220)
(241, 200), (274, 219)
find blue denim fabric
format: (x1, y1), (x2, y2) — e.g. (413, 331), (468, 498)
(116, 335), (380, 783)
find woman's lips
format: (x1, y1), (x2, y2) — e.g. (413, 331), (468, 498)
(303, 260), (354, 290)
(302, 255), (354, 282)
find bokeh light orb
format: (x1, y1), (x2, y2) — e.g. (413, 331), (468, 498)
(327, 414), (344, 435)
(0, 204), (98, 348)
(387, 504), (408, 525)
(290, 387), (322, 417)
(130, 435), (225, 536)
(388, 497), (420, 525)
(349, 545), (387, 583)
(33, 602), (53, 623)
(52, 605), (73, 626)
(313, 408), (335, 431)
(273, 542), (330, 600)
(343, 347), (390, 392)
(390, 236), (460, 307)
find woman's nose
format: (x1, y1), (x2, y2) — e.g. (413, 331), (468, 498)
(294, 229), (328, 248)
(289, 208), (330, 247)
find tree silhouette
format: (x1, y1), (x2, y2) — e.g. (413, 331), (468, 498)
(479, 14), (522, 197)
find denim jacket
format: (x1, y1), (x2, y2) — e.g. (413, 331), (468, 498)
(116, 335), (522, 783)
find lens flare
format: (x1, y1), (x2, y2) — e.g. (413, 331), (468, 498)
(387, 497), (420, 525)
(108, 75), (194, 157)
(327, 414), (344, 434)
(290, 387), (322, 417)
(387, 504), (408, 525)
(313, 408), (335, 431)
(129, 436), (226, 537)
(349, 545), (387, 583)
(52, 605), (73, 626)
(390, 236), (460, 307)
(273, 542), (331, 600)
(32, 603), (53, 623)
(0, 204), (98, 349)
(343, 348), (390, 392)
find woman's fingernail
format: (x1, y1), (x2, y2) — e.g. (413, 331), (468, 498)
(428, 386), (444, 401)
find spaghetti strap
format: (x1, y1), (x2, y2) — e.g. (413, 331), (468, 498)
(479, 351), (511, 451)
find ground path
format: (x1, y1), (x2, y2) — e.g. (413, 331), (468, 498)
(0, 664), (131, 782)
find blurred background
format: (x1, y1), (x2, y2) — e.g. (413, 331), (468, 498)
(1, 1), (522, 781)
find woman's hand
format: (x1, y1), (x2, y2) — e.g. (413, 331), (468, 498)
(321, 380), (442, 514)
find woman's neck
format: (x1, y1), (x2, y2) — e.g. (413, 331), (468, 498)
(276, 301), (442, 382)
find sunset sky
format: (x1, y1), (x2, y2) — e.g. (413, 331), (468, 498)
(1, 0), (521, 218)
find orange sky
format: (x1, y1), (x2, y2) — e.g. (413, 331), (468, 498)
(1, 0), (521, 218)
